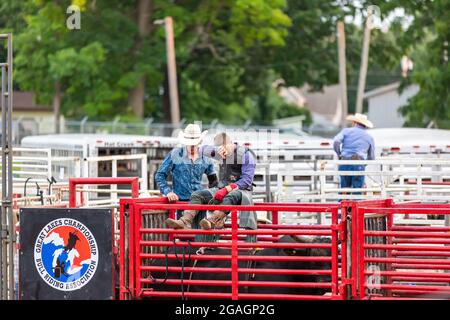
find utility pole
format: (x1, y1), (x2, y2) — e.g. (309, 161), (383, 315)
(337, 21), (348, 127)
(355, 9), (374, 115)
(164, 17), (181, 124)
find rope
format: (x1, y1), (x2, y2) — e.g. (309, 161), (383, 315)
(172, 239), (192, 300)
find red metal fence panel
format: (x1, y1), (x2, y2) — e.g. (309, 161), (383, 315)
(118, 197), (450, 300)
(354, 203), (450, 300)
(119, 198), (344, 300)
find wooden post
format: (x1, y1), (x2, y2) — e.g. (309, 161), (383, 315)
(355, 12), (373, 115)
(337, 21), (348, 127)
(165, 17), (180, 124)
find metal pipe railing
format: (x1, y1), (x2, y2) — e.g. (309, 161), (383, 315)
(69, 177), (139, 207)
(0, 33), (13, 300)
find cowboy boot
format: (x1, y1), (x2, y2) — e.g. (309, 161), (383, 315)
(165, 210), (197, 229)
(199, 210), (227, 230)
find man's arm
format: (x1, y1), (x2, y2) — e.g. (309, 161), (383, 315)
(333, 130), (345, 158)
(235, 151), (256, 190)
(154, 153), (174, 195)
(199, 145), (222, 161)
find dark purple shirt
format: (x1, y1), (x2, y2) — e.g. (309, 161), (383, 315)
(236, 148), (256, 190)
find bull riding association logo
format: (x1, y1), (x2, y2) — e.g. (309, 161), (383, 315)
(34, 218), (99, 291)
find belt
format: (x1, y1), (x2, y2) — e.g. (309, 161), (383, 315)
(340, 155), (363, 160)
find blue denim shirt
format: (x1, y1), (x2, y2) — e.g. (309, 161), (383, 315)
(155, 147), (216, 200)
(333, 125), (375, 160)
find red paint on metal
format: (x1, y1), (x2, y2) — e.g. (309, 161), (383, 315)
(69, 177), (139, 207)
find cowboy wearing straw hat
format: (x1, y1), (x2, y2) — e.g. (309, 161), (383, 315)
(333, 113), (375, 193)
(155, 124), (218, 217)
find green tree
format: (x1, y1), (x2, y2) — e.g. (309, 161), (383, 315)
(356, 0), (450, 127)
(13, 2), (109, 131)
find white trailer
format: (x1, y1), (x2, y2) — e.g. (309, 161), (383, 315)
(20, 134), (179, 188)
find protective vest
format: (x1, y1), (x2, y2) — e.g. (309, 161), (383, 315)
(218, 145), (255, 191)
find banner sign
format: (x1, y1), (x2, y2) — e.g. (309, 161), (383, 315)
(19, 208), (114, 300)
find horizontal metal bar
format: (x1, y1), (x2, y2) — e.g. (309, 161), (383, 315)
(392, 239), (450, 244)
(365, 270), (450, 278)
(139, 253), (332, 262)
(392, 251), (450, 257)
(391, 264), (450, 270)
(140, 266), (331, 275)
(140, 291), (333, 300)
(139, 240), (332, 249)
(321, 159), (450, 165)
(256, 224), (331, 229)
(367, 284), (450, 292)
(391, 277), (450, 282)
(365, 230), (450, 238)
(369, 296), (444, 300)
(135, 203), (337, 212)
(139, 228), (332, 236)
(391, 226), (450, 232)
(361, 208), (450, 214)
(140, 278), (332, 288)
(366, 257), (450, 265)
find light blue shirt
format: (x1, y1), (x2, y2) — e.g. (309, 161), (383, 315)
(333, 125), (375, 160)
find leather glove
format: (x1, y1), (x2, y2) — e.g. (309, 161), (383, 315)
(214, 183), (238, 201)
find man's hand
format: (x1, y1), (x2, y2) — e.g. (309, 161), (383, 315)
(218, 145), (228, 158)
(166, 192), (179, 202)
(214, 183), (238, 201)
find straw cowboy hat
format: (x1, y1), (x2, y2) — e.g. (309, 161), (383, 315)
(346, 113), (374, 129)
(177, 123), (208, 146)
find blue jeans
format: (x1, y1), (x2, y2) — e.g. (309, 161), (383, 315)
(339, 164), (365, 195)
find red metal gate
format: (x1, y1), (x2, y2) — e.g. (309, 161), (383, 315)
(119, 198), (343, 300)
(353, 201), (450, 300)
(118, 197), (450, 300)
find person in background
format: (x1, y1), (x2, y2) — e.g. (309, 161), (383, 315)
(165, 132), (257, 236)
(155, 124), (218, 219)
(333, 113), (375, 194)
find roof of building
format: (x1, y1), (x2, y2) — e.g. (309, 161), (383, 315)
(363, 82), (402, 99)
(13, 91), (51, 112)
(278, 84), (342, 126)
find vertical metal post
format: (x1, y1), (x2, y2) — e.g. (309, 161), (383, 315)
(1, 33), (14, 300)
(1, 63), (6, 301)
(264, 163), (271, 202)
(231, 209), (239, 300)
(7, 33), (14, 301)
(111, 159), (118, 204)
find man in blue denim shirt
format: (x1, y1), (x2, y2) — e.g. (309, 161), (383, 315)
(333, 113), (375, 192)
(155, 124), (218, 218)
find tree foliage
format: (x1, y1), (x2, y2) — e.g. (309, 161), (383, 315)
(0, 0), (447, 127)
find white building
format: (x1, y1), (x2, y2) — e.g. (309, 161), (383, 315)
(364, 81), (420, 128)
